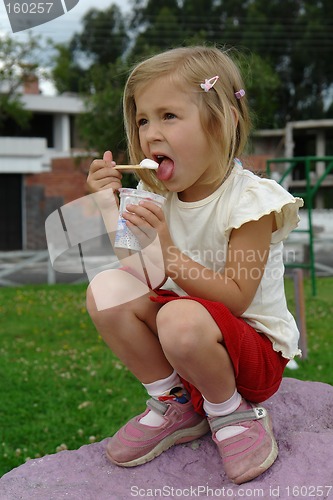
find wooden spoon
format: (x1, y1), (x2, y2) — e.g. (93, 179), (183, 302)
(113, 159), (158, 171)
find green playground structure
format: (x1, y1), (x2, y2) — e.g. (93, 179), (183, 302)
(266, 156), (333, 297)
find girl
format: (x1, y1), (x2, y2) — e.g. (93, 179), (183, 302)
(86, 46), (303, 485)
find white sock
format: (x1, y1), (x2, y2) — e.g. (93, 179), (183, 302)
(142, 370), (181, 398)
(139, 370), (183, 427)
(203, 390), (248, 441)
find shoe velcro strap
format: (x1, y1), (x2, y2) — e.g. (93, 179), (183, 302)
(209, 406), (267, 433)
(146, 398), (168, 415)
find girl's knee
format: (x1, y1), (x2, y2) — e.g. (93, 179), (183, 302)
(86, 281), (123, 325)
(86, 268), (150, 313)
(157, 301), (206, 357)
(86, 283), (96, 316)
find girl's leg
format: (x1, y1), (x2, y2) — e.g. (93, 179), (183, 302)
(156, 299), (279, 485)
(86, 270), (208, 467)
(156, 299), (236, 402)
(86, 269), (173, 383)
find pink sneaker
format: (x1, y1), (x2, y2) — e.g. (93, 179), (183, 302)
(106, 398), (209, 467)
(209, 400), (278, 484)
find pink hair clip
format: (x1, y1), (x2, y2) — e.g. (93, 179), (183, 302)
(200, 76), (219, 92)
(235, 89), (245, 99)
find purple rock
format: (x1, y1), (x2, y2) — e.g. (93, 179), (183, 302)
(1, 378), (333, 500)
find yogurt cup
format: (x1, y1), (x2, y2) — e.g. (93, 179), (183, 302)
(114, 188), (166, 251)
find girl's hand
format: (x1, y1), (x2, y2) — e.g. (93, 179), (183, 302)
(87, 150), (122, 194)
(122, 200), (173, 255)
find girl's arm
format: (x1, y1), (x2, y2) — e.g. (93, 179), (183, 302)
(87, 150), (123, 238)
(123, 201), (275, 316)
(165, 213), (275, 316)
(87, 151), (167, 289)
(87, 151), (133, 260)
(87, 150), (122, 199)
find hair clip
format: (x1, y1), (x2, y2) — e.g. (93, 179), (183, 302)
(235, 89), (245, 99)
(200, 76), (219, 92)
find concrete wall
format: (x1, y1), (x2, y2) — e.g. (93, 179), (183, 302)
(0, 137), (49, 174)
(24, 156), (92, 249)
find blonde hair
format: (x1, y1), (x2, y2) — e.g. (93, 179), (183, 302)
(123, 45), (251, 194)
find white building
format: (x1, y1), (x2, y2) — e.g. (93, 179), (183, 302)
(0, 79), (87, 250)
(251, 120), (333, 209)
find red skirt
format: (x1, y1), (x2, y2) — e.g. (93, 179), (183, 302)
(151, 290), (288, 416)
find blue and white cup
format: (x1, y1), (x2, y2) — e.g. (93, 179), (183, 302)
(114, 188), (166, 251)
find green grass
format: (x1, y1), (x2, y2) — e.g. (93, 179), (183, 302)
(283, 277), (333, 383)
(0, 278), (332, 476)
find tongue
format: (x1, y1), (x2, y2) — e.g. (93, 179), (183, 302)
(156, 158), (174, 181)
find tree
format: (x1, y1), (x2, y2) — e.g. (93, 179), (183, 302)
(50, 0), (333, 156)
(210, 0), (333, 124)
(70, 5), (129, 66)
(127, 0), (333, 126)
(77, 62), (136, 187)
(130, 5), (183, 59)
(77, 61), (128, 158)
(236, 52), (281, 130)
(51, 44), (87, 94)
(0, 33), (42, 130)
(50, 4), (133, 163)
(51, 4), (130, 94)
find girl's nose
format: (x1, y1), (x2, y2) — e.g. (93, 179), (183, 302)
(145, 122), (163, 142)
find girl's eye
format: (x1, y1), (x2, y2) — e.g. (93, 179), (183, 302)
(164, 113), (176, 120)
(137, 118), (148, 127)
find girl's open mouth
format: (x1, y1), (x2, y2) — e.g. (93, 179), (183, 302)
(155, 155), (175, 181)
